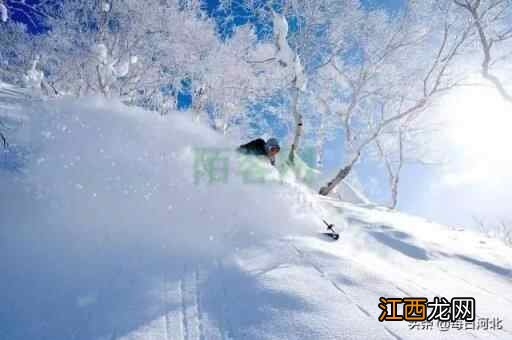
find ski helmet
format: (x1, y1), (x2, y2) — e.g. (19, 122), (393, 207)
(266, 138), (280, 152)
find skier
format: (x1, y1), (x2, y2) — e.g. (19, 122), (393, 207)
(237, 138), (281, 166)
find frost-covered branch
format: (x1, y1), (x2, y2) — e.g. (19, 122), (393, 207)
(1, 0), (53, 27)
(319, 1), (470, 196)
(0, 120), (7, 148)
(375, 126), (405, 209)
(454, 0), (512, 103)
(472, 216), (512, 247)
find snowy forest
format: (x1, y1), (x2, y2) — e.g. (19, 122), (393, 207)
(1, 1), (512, 340)
(1, 0), (511, 207)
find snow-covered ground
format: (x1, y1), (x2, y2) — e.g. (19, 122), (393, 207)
(1, 90), (511, 339)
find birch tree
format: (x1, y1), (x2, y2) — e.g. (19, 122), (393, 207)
(453, 0), (512, 103)
(211, 1), (362, 163)
(39, 0), (199, 102)
(277, 1), (361, 164)
(372, 120), (444, 209)
(186, 23), (287, 133)
(318, 0), (473, 196)
(0, 20), (37, 86)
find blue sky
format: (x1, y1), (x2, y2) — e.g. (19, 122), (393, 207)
(361, 0), (404, 11)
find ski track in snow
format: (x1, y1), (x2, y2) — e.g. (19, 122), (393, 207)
(114, 261), (232, 340)
(182, 267), (202, 340)
(163, 272), (176, 340)
(438, 266), (510, 303)
(213, 259), (230, 340)
(286, 230), (508, 340)
(180, 277), (189, 340)
(194, 269), (205, 340)
(290, 242), (399, 340)
(110, 216), (509, 340)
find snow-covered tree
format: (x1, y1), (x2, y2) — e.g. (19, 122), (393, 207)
(317, 0), (473, 196)
(0, 0), (54, 28)
(453, 0), (512, 103)
(14, 0), (287, 129)
(5, 0), (511, 204)
(185, 24), (287, 133)
(0, 18), (40, 86)
(225, 2), (362, 163)
(38, 0), (193, 101)
(1, 1), (8, 23)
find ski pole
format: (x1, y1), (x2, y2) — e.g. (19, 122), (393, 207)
(322, 219), (334, 231)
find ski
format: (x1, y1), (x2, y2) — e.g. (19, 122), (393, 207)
(321, 219), (340, 240)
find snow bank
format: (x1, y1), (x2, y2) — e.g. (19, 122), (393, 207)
(1, 96), (318, 259)
(0, 95), (333, 339)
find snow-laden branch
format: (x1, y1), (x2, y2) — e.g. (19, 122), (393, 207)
(1, 2), (7, 22)
(319, 1), (471, 196)
(453, 0), (512, 103)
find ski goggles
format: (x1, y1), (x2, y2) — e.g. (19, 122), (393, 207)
(269, 146), (280, 153)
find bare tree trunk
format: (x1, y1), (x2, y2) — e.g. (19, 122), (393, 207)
(221, 117), (230, 135)
(96, 64), (108, 97)
(316, 97), (330, 169)
(318, 151), (360, 196)
(471, 6), (512, 102)
(316, 138), (324, 170)
(390, 130), (404, 209)
(0, 115), (10, 148)
(0, 131), (7, 148)
(319, 95), (429, 196)
(192, 87), (205, 123)
(388, 152), (402, 208)
(288, 81), (303, 164)
(376, 129), (404, 209)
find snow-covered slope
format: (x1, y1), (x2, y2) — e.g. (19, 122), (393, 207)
(1, 96), (511, 340)
(0, 81), (32, 118)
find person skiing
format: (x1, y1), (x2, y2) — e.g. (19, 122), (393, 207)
(237, 138), (281, 166)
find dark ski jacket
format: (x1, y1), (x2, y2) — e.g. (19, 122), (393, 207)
(237, 138), (275, 165)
